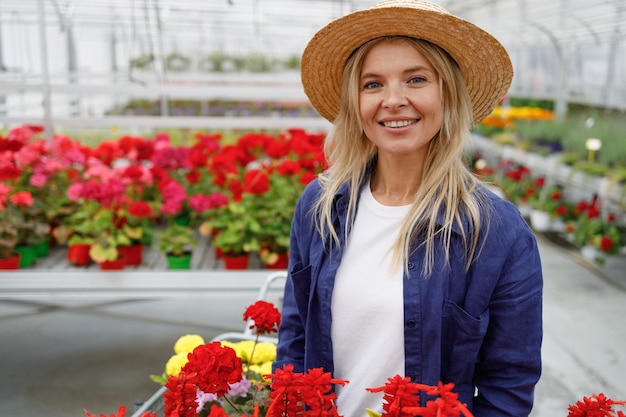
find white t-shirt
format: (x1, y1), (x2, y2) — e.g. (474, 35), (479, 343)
(331, 183), (409, 416)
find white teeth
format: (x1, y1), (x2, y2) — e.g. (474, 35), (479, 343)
(382, 119), (416, 128)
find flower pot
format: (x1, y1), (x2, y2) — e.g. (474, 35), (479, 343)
(530, 210), (552, 232)
(0, 253), (21, 270)
(174, 216), (191, 226)
(34, 236), (50, 257)
(581, 245), (606, 265)
(166, 252), (192, 270)
(67, 244), (91, 266)
(264, 252), (289, 270)
(14, 245), (37, 268)
(118, 244), (143, 266)
(223, 253), (250, 270)
(98, 257), (126, 271)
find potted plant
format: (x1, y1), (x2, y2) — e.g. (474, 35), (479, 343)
(14, 217), (51, 267)
(208, 200), (261, 270)
(0, 198), (22, 269)
(52, 200), (101, 266)
(254, 172), (300, 269)
(0, 189), (37, 269)
(574, 209), (625, 266)
(157, 223), (198, 269)
(115, 201), (156, 267)
(87, 207), (132, 270)
(527, 182), (565, 232)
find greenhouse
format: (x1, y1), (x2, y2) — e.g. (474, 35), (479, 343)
(1, 1), (626, 417)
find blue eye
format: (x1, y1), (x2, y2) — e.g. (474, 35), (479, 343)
(363, 81), (382, 90)
(409, 76), (427, 84)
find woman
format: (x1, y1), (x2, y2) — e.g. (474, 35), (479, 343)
(274, 1), (543, 416)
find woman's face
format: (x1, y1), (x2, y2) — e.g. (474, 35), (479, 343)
(359, 39), (443, 160)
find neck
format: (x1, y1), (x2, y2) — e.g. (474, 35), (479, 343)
(370, 157), (424, 206)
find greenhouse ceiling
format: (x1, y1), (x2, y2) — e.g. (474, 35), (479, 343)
(0, 0), (625, 116)
(2, 0), (623, 57)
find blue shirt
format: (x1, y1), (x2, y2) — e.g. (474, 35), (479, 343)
(275, 178), (543, 416)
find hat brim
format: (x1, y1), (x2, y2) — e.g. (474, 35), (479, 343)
(301, 4), (513, 124)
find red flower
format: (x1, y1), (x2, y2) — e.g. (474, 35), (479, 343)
(84, 404), (156, 417)
(551, 191), (562, 201)
(243, 169), (270, 195)
(587, 206), (601, 219)
(243, 300), (281, 335)
(276, 160), (301, 176)
(183, 342), (243, 397)
(266, 365), (346, 417)
(205, 404), (230, 417)
(128, 201), (152, 218)
(574, 201), (589, 215)
(367, 375), (422, 417)
(568, 393), (626, 417)
(599, 236), (614, 253)
(368, 377), (473, 417)
(299, 367), (348, 416)
(555, 205), (569, 217)
(0, 163), (21, 181)
(10, 191), (34, 207)
(607, 213), (617, 222)
(417, 382), (473, 417)
(185, 170), (201, 184)
(227, 179), (244, 202)
(266, 364), (305, 417)
(264, 138), (291, 159)
(164, 371), (201, 417)
(300, 171), (317, 186)
(534, 177), (546, 187)
(123, 165), (144, 181)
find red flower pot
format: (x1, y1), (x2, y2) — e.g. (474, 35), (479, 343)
(0, 253), (21, 270)
(67, 244), (91, 266)
(223, 253), (250, 270)
(264, 252), (289, 270)
(118, 244), (143, 266)
(98, 257), (126, 271)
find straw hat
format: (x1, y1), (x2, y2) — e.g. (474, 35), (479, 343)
(301, 0), (513, 125)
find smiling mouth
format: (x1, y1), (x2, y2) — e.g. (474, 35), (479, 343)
(380, 119), (418, 128)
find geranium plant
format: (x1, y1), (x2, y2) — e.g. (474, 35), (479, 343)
(86, 298), (625, 417)
(571, 197), (625, 255)
(0, 185), (33, 259)
(208, 199), (262, 257)
(87, 206), (133, 263)
(157, 222), (198, 257)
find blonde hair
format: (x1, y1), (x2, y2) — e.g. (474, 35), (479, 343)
(314, 36), (489, 275)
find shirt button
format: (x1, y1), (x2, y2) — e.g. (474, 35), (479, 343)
(407, 262), (415, 270)
(406, 319), (416, 327)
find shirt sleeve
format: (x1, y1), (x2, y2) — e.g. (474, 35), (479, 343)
(273, 187), (311, 373)
(473, 225), (543, 417)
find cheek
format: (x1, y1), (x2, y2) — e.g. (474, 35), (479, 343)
(359, 94), (377, 119)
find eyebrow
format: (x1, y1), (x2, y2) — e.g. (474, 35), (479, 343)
(360, 65), (434, 79)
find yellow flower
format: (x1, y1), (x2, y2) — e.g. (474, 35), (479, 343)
(230, 340), (256, 362)
(227, 340), (277, 364)
(165, 352), (189, 377)
(248, 361), (274, 383)
(173, 334), (205, 354)
(249, 342), (277, 365)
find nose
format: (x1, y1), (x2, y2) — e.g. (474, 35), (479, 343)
(382, 84), (408, 109)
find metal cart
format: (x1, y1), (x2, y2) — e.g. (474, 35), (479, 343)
(130, 271), (287, 417)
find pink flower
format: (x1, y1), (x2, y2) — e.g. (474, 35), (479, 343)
(67, 183), (84, 202)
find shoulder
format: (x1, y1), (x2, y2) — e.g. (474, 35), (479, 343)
(476, 184), (535, 247)
(299, 177), (323, 204)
